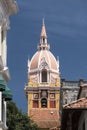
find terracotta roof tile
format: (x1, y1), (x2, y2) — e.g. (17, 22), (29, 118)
(63, 98), (87, 109)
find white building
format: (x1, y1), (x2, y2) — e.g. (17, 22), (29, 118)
(0, 0), (18, 130)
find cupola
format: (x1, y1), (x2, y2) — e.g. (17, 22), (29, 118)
(28, 20), (60, 87)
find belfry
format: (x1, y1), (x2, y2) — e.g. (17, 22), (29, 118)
(25, 20), (60, 130)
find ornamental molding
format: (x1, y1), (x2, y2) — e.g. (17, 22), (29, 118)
(29, 68), (59, 74)
(25, 86), (60, 91)
(39, 57), (49, 70)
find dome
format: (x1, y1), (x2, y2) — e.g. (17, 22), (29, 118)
(28, 20), (60, 86)
(29, 20), (59, 72)
(30, 50), (58, 71)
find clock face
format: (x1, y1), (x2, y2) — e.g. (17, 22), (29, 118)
(33, 94), (38, 99)
(50, 94), (55, 99)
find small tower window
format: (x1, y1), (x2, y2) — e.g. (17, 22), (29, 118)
(50, 100), (56, 108)
(33, 94), (39, 108)
(41, 98), (47, 108)
(43, 47), (45, 50)
(43, 38), (45, 43)
(33, 100), (39, 108)
(42, 69), (47, 82)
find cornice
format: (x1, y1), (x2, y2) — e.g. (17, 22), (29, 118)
(29, 68), (59, 74)
(25, 86), (60, 91)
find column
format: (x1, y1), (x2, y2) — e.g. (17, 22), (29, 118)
(48, 90), (50, 109)
(39, 90), (41, 108)
(40, 72), (41, 83)
(37, 71), (40, 83)
(3, 100), (7, 128)
(0, 91), (2, 122)
(0, 91), (3, 130)
(1, 29), (7, 67)
(47, 71), (50, 83)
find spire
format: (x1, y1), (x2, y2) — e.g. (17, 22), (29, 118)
(38, 19), (50, 51)
(40, 19), (47, 42)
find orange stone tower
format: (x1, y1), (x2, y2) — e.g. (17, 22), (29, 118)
(25, 20), (60, 130)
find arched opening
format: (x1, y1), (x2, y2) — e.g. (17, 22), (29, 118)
(43, 38), (45, 43)
(42, 69), (47, 82)
(41, 98), (47, 108)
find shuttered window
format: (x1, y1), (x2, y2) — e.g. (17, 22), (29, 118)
(33, 100), (39, 108)
(50, 101), (56, 108)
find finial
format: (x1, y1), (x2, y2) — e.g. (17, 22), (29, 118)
(38, 19), (50, 50)
(42, 18), (45, 26)
(57, 56), (59, 71)
(28, 55), (30, 66)
(40, 18), (47, 39)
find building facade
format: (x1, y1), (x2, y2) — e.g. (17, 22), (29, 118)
(0, 0), (18, 130)
(60, 79), (86, 106)
(61, 81), (87, 130)
(25, 20), (60, 130)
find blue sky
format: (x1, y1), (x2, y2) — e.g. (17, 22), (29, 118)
(7, 0), (87, 112)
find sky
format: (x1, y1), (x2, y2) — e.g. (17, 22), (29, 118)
(7, 0), (87, 112)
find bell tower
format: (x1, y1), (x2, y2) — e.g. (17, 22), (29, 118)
(25, 20), (60, 129)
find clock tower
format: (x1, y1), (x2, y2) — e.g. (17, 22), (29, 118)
(25, 20), (60, 130)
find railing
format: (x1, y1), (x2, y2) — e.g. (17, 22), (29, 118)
(61, 79), (87, 88)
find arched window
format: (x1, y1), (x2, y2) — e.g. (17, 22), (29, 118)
(42, 69), (47, 82)
(41, 98), (47, 108)
(43, 38), (45, 43)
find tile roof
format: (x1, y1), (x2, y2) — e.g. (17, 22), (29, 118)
(63, 98), (87, 109)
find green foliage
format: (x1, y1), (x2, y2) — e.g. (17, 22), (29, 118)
(7, 101), (39, 130)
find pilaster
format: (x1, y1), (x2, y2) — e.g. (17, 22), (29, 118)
(39, 99), (41, 108)
(48, 91), (50, 109)
(3, 100), (7, 129)
(39, 90), (41, 108)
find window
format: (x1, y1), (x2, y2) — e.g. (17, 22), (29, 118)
(41, 98), (47, 108)
(42, 70), (47, 82)
(43, 38), (45, 43)
(33, 100), (39, 108)
(50, 101), (56, 108)
(43, 47), (45, 50)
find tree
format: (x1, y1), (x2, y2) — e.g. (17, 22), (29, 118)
(7, 101), (39, 130)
